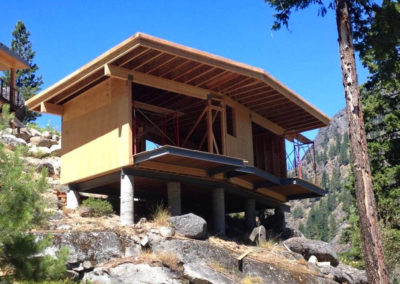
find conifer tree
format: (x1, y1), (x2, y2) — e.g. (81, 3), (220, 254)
(4, 21), (43, 122)
(0, 105), (68, 281)
(262, 0), (390, 279)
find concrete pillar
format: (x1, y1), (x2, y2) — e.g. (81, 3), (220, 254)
(167, 182), (181, 216)
(66, 184), (80, 209)
(212, 187), (225, 235)
(120, 173), (134, 226)
(245, 198), (256, 229)
(274, 207), (286, 233)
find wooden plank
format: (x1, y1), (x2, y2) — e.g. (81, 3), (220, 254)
(40, 102), (63, 115)
(237, 248), (253, 261)
(105, 64), (208, 100)
(79, 192), (109, 199)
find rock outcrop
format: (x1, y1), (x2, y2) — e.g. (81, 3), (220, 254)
(168, 213), (207, 239)
(284, 237), (339, 267)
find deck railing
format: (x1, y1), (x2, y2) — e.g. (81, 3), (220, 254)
(0, 77), (24, 108)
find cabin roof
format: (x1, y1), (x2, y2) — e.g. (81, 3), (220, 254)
(0, 43), (29, 70)
(26, 33), (330, 133)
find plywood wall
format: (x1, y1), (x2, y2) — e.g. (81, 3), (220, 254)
(225, 101), (254, 165)
(60, 78), (132, 184)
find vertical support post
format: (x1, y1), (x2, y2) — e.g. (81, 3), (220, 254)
(312, 142), (318, 185)
(162, 116), (167, 145)
(120, 170), (134, 226)
(212, 187), (225, 235)
(220, 100), (227, 155)
(274, 207), (286, 233)
(167, 181), (181, 216)
(66, 184), (80, 209)
(245, 199), (256, 229)
(207, 99), (213, 153)
(175, 112), (180, 147)
(132, 101), (137, 155)
(10, 68), (15, 106)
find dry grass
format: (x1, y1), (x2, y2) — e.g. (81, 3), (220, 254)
(258, 239), (279, 250)
(207, 261), (227, 274)
(151, 203), (171, 226)
(157, 251), (180, 271)
(137, 249), (180, 271)
(296, 258), (307, 266)
(242, 276), (263, 284)
(137, 249), (159, 264)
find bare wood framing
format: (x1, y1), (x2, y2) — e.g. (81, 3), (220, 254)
(105, 64), (208, 100)
(40, 102), (63, 115)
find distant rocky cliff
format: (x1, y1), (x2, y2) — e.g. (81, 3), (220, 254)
(286, 109), (352, 251)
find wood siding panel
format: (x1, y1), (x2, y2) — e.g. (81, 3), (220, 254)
(225, 102), (254, 165)
(60, 78), (132, 184)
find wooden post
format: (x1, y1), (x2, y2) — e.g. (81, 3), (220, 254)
(207, 99), (213, 153)
(220, 100), (227, 155)
(10, 68), (15, 106)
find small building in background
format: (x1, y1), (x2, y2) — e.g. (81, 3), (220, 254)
(26, 33), (330, 233)
(0, 43), (28, 123)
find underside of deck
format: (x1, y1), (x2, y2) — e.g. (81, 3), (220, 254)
(72, 146), (325, 213)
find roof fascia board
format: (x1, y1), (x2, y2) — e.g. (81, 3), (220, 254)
(25, 36), (143, 110)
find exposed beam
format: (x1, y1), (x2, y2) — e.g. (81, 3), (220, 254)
(105, 64), (208, 100)
(40, 102), (63, 115)
(134, 100), (184, 116)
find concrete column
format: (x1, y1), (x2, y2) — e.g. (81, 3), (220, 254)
(274, 207), (286, 233)
(66, 184), (80, 209)
(212, 187), (225, 235)
(245, 199), (256, 229)
(167, 182), (181, 216)
(120, 173), (134, 226)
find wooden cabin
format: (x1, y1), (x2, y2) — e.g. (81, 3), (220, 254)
(26, 33), (330, 233)
(0, 43), (28, 122)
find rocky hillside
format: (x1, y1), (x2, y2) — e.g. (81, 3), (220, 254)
(286, 109), (353, 250)
(0, 124), (369, 284)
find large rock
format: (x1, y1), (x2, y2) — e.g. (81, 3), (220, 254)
(12, 127), (32, 142)
(49, 144), (62, 156)
(41, 231), (122, 264)
(318, 263), (368, 284)
(183, 262), (236, 284)
(30, 136), (58, 147)
(0, 134), (27, 149)
(83, 263), (183, 284)
(168, 213), (207, 239)
(23, 157), (60, 175)
(249, 225), (267, 243)
(283, 237), (339, 266)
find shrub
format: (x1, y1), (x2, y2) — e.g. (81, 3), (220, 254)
(81, 198), (114, 217)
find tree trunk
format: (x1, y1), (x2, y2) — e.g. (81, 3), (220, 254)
(335, 0), (388, 282)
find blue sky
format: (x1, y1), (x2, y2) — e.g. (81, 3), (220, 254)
(0, 0), (368, 139)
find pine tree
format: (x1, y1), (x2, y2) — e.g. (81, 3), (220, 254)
(0, 105), (68, 281)
(4, 21), (43, 122)
(263, 0), (390, 280)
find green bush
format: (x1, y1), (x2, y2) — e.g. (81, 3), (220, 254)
(81, 197), (114, 217)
